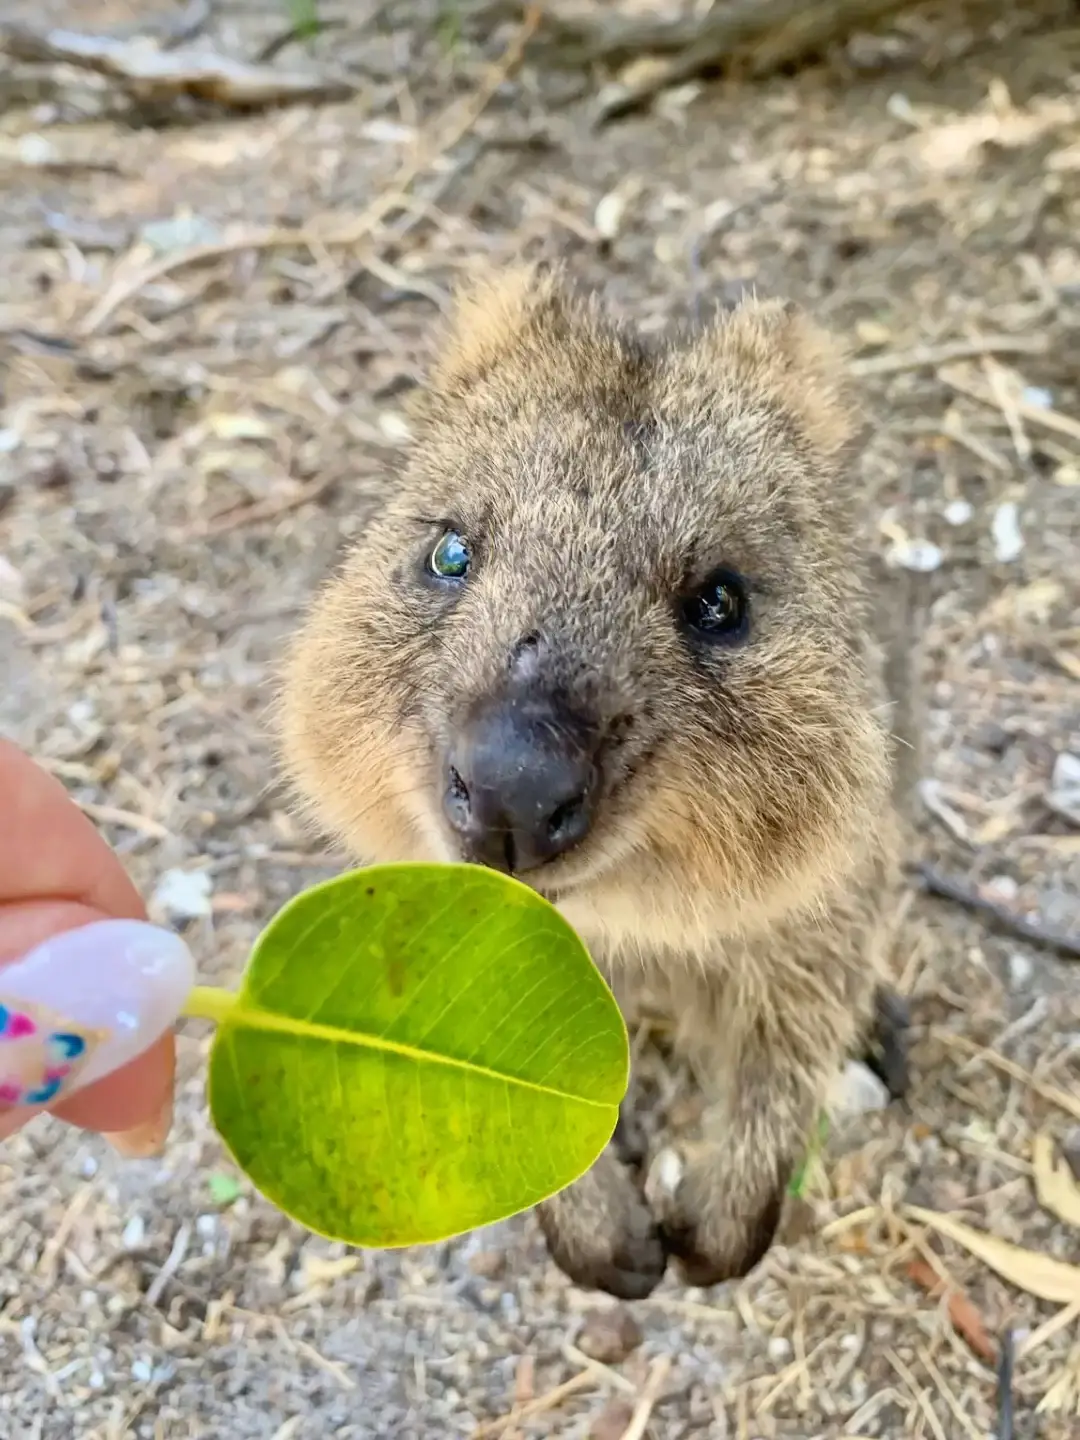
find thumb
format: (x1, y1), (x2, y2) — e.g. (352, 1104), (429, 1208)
(0, 901), (193, 1146)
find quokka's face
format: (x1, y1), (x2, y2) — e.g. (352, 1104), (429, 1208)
(281, 268), (891, 920)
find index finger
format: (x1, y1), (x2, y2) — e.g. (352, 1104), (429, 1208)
(0, 739), (145, 921)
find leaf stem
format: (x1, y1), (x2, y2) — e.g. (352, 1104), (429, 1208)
(183, 985), (239, 1025)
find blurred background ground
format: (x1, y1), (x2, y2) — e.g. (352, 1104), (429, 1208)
(0, 2), (1079, 1436)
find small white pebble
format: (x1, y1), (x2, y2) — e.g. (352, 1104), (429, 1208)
(943, 498), (973, 526)
(594, 189), (629, 241)
(88, 1371), (105, 1390)
(984, 874), (1018, 904)
(131, 1359), (152, 1383)
(992, 501), (1024, 563)
(829, 1060), (891, 1119)
(1051, 752), (1080, 792)
(887, 538), (943, 573)
(121, 1215), (146, 1251)
(152, 868), (213, 922)
(17, 133), (55, 166)
(195, 1214), (218, 1239)
(1008, 952), (1034, 990)
(1021, 385), (1052, 409)
(767, 1336), (793, 1361)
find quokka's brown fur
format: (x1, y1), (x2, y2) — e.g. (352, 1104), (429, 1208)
(278, 264), (906, 1298)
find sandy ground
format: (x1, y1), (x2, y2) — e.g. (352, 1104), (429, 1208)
(1, 3), (1079, 1436)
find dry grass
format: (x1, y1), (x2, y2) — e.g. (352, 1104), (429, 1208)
(1, 2), (1078, 1436)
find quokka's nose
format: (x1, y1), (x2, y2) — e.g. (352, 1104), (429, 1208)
(443, 694), (599, 874)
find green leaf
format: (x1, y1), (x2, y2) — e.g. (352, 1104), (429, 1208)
(199, 865), (628, 1248)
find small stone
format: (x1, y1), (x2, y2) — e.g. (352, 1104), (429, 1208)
(468, 1249), (506, 1280)
(1048, 752), (1080, 825)
(992, 501), (1024, 563)
(984, 874), (1019, 904)
(1021, 385), (1053, 409)
(577, 1306), (644, 1365)
(589, 1400), (635, 1440)
(121, 1215), (146, 1251)
(887, 538), (943, 573)
(1007, 952), (1034, 990)
(594, 188), (629, 241)
(1052, 753), (1080, 791)
(828, 1060), (891, 1119)
(768, 1335), (793, 1362)
(17, 133), (56, 166)
(943, 498), (973, 526)
(151, 868), (213, 922)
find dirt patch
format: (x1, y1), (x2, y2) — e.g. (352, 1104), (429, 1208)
(1, 4), (1078, 1436)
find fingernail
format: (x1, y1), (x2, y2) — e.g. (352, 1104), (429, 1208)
(0, 919), (194, 1111)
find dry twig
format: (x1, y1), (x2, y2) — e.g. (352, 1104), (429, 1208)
(916, 863), (1080, 961)
(0, 22), (354, 108)
(619, 1356), (672, 1440)
(584, 0), (922, 121)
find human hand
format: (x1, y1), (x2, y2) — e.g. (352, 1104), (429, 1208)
(0, 739), (193, 1153)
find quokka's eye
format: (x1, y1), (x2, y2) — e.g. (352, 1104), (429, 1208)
(679, 567), (749, 643)
(428, 530), (470, 581)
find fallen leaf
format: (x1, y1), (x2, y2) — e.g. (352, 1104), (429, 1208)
(906, 1257), (997, 1362)
(1033, 1131), (1080, 1228)
(906, 1205), (1080, 1304)
(207, 1172), (243, 1206)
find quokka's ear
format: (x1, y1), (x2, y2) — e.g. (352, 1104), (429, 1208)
(685, 297), (859, 459)
(428, 262), (575, 397)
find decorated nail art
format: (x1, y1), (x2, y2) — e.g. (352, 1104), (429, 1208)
(0, 998), (108, 1109)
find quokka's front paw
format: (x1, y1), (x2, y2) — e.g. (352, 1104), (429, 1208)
(644, 1142), (786, 1289)
(860, 984), (912, 1102)
(536, 1149), (668, 1301)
